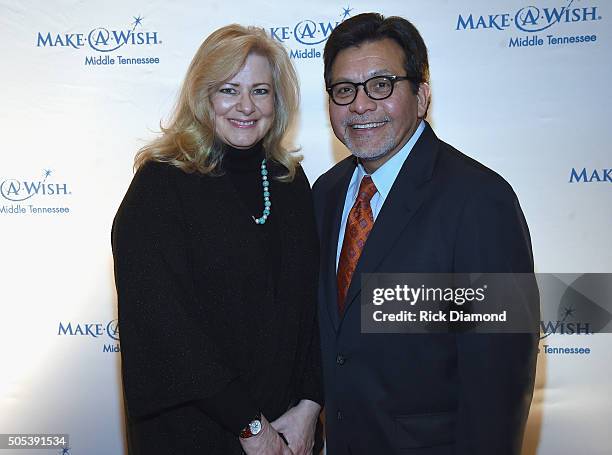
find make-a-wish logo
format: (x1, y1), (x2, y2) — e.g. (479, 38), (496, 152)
(0, 169), (72, 216)
(540, 305), (593, 338)
(269, 5), (355, 59)
(456, 0), (601, 32)
(58, 319), (121, 353)
(37, 15), (161, 52)
(1, 169), (70, 202)
(569, 167), (612, 183)
(540, 274), (611, 340)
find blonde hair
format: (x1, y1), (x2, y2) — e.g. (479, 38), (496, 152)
(135, 24), (301, 180)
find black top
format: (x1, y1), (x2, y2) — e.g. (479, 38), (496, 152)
(112, 153), (322, 455)
(221, 141), (280, 282)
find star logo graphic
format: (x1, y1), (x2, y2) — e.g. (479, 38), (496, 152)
(562, 306), (576, 320)
(43, 169), (52, 178)
(132, 15), (143, 27)
(58, 446), (71, 455)
(341, 5), (353, 20)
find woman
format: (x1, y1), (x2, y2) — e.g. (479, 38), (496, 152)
(112, 25), (322, 455)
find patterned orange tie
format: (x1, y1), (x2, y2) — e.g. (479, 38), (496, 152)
(337, 175), (378, 316)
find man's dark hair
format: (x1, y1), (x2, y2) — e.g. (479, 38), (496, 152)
(323, 13), (429, 95)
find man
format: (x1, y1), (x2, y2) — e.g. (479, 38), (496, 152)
(312, 13), (538, 455)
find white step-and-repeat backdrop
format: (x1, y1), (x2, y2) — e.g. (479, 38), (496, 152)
(1, 0), (610, 454)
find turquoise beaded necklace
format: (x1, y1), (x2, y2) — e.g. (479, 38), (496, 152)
(252, 158), (271, 224)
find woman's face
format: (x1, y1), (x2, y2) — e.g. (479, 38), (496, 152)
(211, 53), (275, 149)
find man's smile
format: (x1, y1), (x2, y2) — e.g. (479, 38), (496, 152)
(350, 121), (388, 130)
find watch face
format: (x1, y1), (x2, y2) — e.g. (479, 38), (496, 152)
(249, 419), (262, 435)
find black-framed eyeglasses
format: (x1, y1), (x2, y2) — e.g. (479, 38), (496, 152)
(326, 75), (413, 106)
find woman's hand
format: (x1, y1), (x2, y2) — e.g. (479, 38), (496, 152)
(240, 414), (294, 455)
(270, 400), (321, 455)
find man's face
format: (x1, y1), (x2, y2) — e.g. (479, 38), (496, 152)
(328, 38), (429, 171)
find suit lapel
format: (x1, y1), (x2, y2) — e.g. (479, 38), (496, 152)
(339, 124), (441, 323)
(321, 158), (357, 331)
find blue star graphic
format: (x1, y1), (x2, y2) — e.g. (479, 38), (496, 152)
(43, 169), (52, 178)
(132, 15), (143, 27)
(562, 306), (576, 319)
(341, 6), (353, 19)
(58, 447), (70, 455)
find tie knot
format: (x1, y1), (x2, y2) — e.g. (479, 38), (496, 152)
(356, 176), (377, 203)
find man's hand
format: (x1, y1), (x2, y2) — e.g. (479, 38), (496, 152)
(239, 414), (294, 455)
(270, 400), (321, 455)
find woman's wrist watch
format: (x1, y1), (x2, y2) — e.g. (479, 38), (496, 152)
(239, 413), (263, 438)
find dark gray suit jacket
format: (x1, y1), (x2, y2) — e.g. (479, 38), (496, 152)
(312, 123), (537, 455)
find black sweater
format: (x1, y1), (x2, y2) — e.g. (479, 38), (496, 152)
(222, 141), (280, 283)
(112, 155), (322, 454)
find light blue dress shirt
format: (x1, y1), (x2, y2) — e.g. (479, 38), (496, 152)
(336, 120), (426, 271)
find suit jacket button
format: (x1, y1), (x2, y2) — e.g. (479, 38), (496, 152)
(336, 354), (346, 365)
(337, 410), (343, 420)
